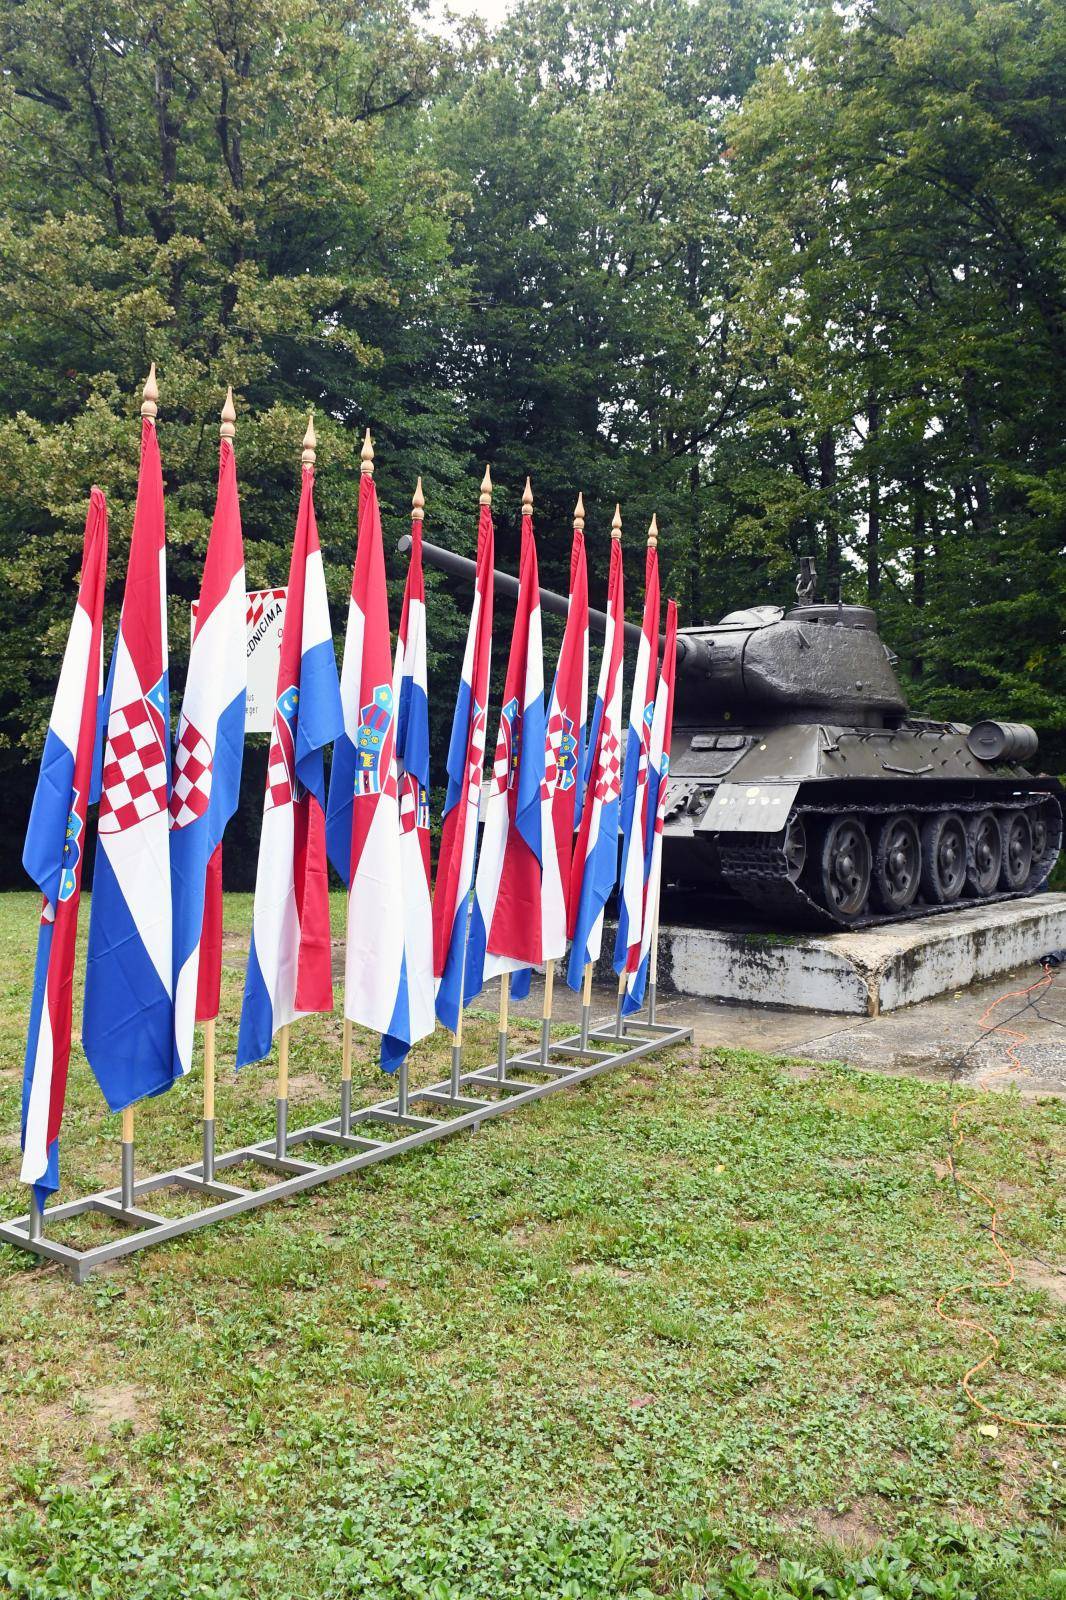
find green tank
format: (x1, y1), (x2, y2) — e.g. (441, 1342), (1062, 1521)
(406, 538), (1063, 928)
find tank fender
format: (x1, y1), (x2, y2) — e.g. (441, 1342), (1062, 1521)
(699, 781), (800, 835)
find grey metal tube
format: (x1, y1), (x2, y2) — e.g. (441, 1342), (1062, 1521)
(28, 1203), (43, 1243)
(397, 533), (690, 662)
(202, 1119), (216, 1186)
(120, 1140), (135, 1213)
(397, 1060), (409, 1118)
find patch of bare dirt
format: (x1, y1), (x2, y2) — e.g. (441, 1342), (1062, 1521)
(783, 1063), (819, 1081)
(1014, 1259), (1066, 1305)
(779, 1504), (884, 1552)
(83, 1382), (152, 1432)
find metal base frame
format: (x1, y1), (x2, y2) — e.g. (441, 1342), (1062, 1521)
(0, 1011), (692, 1282)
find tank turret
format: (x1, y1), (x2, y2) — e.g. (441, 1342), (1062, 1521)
(403, 535), (1063, 928)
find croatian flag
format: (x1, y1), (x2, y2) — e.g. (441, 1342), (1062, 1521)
(432, 490), (494, 1033)
(392, 491), (436, 1055)
(238, 455), (342, 1066)
(83, 412), (175, 1111)
(566, 531), (624, 990)
(614, 528), (660, 975)
(21, 489), (108, 1208)
(544, 511), (590, 960)
(622, 601), (677, 1016)
(465, 498), (545, 1004)
(171, 418), (246, 1077)
(327, 454), (408, 1071)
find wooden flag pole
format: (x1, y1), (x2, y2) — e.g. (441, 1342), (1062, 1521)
(199, 387), (235, 1189)
(120, 1106), (135, 1212)
(114, 366), (161, 1215)
(202, 1017), (217, 1183)
(275, 1024), (290, 1159)
(579, 962), (593, 1050)
(539, 958), (554, 1066)
(615, 970), (626, 1040)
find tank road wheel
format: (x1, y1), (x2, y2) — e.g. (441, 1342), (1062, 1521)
(819, 815), (872, 920)
(966, 811), (1002, 898)
(999, 810), (1033, 890)
(919, 812), (967, 904)
(871, 814), (921, 913)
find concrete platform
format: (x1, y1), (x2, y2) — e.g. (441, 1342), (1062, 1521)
(506, 954), (1066, 1096)
(634, 894), (1066, 1016)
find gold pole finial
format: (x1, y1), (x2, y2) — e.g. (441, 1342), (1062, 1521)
(522, 476), (533, 517)
(302, 412), (317, 470)
(479, 465), (493, 507)
(611, 502), (622, 541)
(412, 476), (425, 523)
(360, 428), (374, 476)
(647, 513), (658, 549)
(220, 386), (236, 442)
(573, 492), (585, 532)
(141, 363), (159, 421)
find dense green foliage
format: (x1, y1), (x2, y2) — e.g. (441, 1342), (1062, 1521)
(0, 892), (1064, 1595)
(0, 0), (1063, 878)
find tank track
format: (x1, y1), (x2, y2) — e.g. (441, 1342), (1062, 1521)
(718, 791), (1063, 931)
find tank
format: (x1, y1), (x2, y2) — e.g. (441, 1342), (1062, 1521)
(402, 537), (1063, 929)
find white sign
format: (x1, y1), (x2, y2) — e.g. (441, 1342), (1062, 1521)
(192, 588), (287, 735)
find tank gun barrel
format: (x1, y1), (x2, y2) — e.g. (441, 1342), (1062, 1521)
(398, 533), (694, 663)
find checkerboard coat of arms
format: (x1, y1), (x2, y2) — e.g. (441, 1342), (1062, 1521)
(356, 684), (395, 797)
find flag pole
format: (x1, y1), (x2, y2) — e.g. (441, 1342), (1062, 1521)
(451, 1017), (463, 1100)
(120, 1106), (135, 1211)
(497, 972), (510, 1084)
(199, 385), (236, 1187)
(203, 1018), (216, 1182)
(114, 365), (159, 1215)
(580, 962), (593, 1050)
(276, 1023), (290, 1159)
(539, 958), (554, 1066)
(615, 971), (626, 1040)
(648, 890), (661, 1025)
(341, 1019), (352, 1136)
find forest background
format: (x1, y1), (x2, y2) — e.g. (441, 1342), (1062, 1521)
(0, 0), (1062, 883)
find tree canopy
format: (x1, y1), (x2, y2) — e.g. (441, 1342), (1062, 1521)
(0, 0), (1062, 879)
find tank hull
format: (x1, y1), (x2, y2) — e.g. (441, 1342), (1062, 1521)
(663, 721), (1063, 929)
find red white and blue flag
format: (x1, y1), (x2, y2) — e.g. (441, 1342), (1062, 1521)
(566, 531), (624, 990)
(614, 531), (660, 975)
(622, 601), (677, 1016)
(238, 456), (342, 1065)
(20, 489), (108, 1207)
(392, 495), (436, 1055)
(465, 501), (545, 1003)
(327, 460), (409, 1071)
(543, 513), (589, 961)
(171, 424), (247, 1077)
(83, 414), (175, 1110)
(432, 492), (494, 1033)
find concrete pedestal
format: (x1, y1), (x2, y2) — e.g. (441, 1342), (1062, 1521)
(621, 894), (1066, 1016)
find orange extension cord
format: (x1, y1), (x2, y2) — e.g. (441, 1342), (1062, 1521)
(934, 964), (1065, 1433)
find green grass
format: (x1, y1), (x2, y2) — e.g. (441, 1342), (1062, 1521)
(0, 891), (1063, 1599)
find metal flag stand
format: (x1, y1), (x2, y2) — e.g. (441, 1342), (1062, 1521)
(0, 992), (690, 1282)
